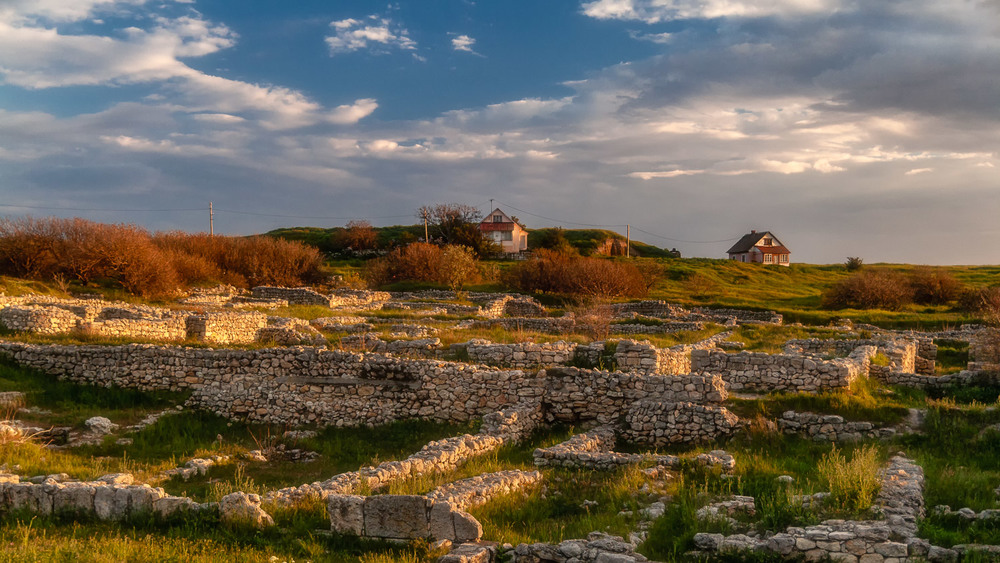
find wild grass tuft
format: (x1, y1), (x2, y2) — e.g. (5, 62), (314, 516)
(816, 444), (882, 514)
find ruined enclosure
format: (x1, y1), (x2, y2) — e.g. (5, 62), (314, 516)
(1, 287), (999, 562)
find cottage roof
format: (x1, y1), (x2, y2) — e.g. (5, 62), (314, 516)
(726, 231), (788, 254)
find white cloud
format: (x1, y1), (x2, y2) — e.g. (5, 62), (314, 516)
(451, 34), (478, 53)
(0, 0), (149, 24)
(905, 168), (933, 175)
(326, 15), (416, 55)
(581, 0), (838, 23)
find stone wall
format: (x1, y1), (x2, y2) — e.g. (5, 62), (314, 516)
(691, 346), (874, 393)
(694, 307), (783, 325)
(426, 470), (542, 511)
(185, 312), (267, 344)
(624, 400), (741, 446)
(0, 305), (80, 334)
(327, 494), (483, 542)
(541, 367), (727, 424)
(609, 321), (705, 335)
(694, 456), (928, 562)
(464, 340), (577, 369)
(252, 286), (332, 306)
(471, 316), (575, 334)
(271, 403), (541, 504)
(0, 341), (540, 428)
(532, 425), (676, 470)
(777, 411), (896, 442)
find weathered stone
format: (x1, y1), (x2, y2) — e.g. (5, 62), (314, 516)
(219, 492), (273, 528)
(364, 495), (428, 539)
(328, 495), (365, 535)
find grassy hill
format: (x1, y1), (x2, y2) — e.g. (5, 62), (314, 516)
(267, 225), (677, 258)
(644, 258), (1000, 328)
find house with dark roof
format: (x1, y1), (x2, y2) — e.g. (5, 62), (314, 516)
(478, 208), (528, 253)
(726, 230), (790, 266)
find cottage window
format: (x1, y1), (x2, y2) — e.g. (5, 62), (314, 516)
(780, 254), (789, 263)
(764, 254), (773, 263)
(763, 238), (772, 246)
(493, 215), (502, 223)
(501, 231), (513, 241)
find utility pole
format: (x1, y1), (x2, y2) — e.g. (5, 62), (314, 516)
(490, 198), (494, 212)
(209, 202), (214, 236)
(626, 224), (630, 258)
(422, 209), (429, 242)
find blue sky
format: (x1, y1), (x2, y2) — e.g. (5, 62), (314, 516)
(2, 0), (1000, 263)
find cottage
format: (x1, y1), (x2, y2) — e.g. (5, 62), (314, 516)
(726, 230), (790, 266)
(479, 208), (528, 253)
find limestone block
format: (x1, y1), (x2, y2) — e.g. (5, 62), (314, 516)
(219, 492), (274, 528)
(364, 495), (429, 539)
(453, 509), (483, 543)
(429, 501), (456, 540)
(153, 496), (200, 517)
(328, 494), (365, 535)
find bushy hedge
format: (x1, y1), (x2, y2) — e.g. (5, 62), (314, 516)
(503, 249), (655, 298)
(0, 217), (324, 297)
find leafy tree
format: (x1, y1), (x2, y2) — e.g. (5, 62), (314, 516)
(339, 220), (378, 251)
(417, 203), (497, 257)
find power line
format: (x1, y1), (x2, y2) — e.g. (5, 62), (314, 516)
(493, 199), (627, 228)
(214, 208), (415, 220)
(493, 199), (741, 244)
(0, 203), (202, 212)
(631, 227), (742, 245)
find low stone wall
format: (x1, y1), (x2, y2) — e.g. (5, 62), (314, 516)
(464, 340), (577, 368)
(694, 456), (929, 561)
(694, 307), (782, 325)
(691, 346), (873, 393)
(610, 321), (705, 335)
(624, 400), (741, 446)
(426, 470), (542, 511)
(870, 368), (1000, 390)
(777, 411), (896, 442)
(0, 305), (80, 334)
(252, 286), (331, 306)
(541, 367), (727, 424)
(327, 494), (482, 542)
(512, 532), (650, 563)
(87, 316), (188, 341)
(611, 300), (688, 319)
(270, 403), (541, 504)
(613, 339), (695, 375)
(533, 426), (676, 470)
(0, 342), (540, 428)
(185, 312), (267, 344)
(471, 316), (575, 334)
(329, 289), (391, 309)
(0, 473), (202, 520)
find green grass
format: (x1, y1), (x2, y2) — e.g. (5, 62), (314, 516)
(0, 507), (446, 563)
(726, 324), (847, 354)
(726, 377), (916, 425)
(0, 358), (186, 426)
(935, 339), (970, 375)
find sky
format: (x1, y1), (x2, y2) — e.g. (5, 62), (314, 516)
(1, 0), (999, 264)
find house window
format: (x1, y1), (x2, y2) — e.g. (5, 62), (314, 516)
(493, 215), (502, 223)
(500, 231), (513, 241)
(763, 238), (772, 246)
(780, 255), (789, 263)
(764, 254), (773, 263)
(741, 255), (746, 262)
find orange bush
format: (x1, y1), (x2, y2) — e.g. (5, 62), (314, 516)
(504, 250), (653, 298)
(0, 216), (324, 298)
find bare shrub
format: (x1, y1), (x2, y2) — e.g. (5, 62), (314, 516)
(572, 301), (614, 340)
(822, 269), (914, 310)
(909, 267), (962, 305)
